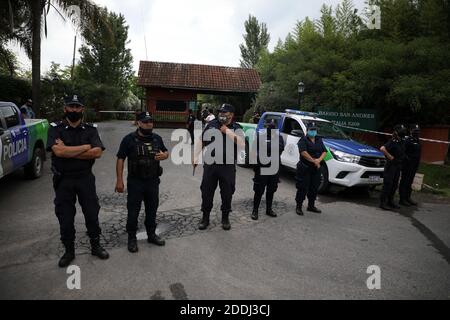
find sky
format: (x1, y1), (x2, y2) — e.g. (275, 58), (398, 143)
(9, 0), (367, 75)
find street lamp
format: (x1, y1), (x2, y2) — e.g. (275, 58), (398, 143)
(298, 81), (305, 108)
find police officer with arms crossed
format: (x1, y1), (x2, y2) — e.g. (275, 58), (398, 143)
(115, 111), (169, 253)
(251, 119), (285, 220)
(295, 122), (327, 215)
(379, 124), (407, 210)
(399, 124), (421, 206)
(193, 104), (245, 230)
(47, 95), (109, 268)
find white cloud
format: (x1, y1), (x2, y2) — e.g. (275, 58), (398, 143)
(9, 0), (367, 75)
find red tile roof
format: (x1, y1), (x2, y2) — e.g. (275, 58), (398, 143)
(138, 61), (261, 93)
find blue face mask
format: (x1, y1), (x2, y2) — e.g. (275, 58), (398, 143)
(307, 130), (317, 137)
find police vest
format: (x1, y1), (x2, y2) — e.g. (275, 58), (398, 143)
(128, 134), (161, 179)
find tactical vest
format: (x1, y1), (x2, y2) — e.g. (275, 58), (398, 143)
(128, 134), (161, 179)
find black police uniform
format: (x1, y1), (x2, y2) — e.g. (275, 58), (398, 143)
(251, 129), (285, 219)
(47, 118), (108, 267)
(380, 137), (405, 208)
(399, 135), (421, 204)
(116, 130), (167, 239)
(199, 116), (243, 229)
(295, 135), (326, 210)
(187, 113), (196, 145)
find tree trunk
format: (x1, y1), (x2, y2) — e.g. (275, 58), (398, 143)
(31, 0), (42, 118)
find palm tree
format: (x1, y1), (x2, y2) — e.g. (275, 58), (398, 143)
(2, 0), (104, 117)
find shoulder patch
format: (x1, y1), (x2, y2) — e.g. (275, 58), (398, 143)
(50, 121), (63, 127)
(85, 122), (98, 128)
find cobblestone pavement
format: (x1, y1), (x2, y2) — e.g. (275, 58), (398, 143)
(47, 192), (290, 256)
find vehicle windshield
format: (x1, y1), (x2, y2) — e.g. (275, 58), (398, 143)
(303, 120), (349, 140)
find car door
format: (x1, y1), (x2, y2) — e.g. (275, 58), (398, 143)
(0, 111), (13, 177)
(1, 106), (28, 170)
(280, 117), (304, 169)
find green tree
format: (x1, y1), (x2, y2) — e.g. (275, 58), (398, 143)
(239, 14), (270, 68)
(0, 0), (105, 117)
(77, 8), (133, 110)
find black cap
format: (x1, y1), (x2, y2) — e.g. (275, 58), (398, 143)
(137, 111), (153, 122)
(306, 122), (318, 130)
(218, 103), (235, 113)
(64, 94), (84, 107)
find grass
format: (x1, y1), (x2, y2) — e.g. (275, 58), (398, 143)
(418, 163), (450, 197)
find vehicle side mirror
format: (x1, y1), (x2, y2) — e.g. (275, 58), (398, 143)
(291, 129), (304, 137)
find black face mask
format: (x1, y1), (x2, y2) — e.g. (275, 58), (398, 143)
(139, 128), (153, 136)
(66, 111), (83, 122)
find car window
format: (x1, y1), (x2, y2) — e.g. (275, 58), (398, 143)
(282, 117), (302, 134)
(261, 114), (282, 128)
(303, 120), (350, 140)
(1, 106), (20, 129)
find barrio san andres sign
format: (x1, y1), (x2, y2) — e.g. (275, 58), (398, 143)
(317, 108), (378, 131)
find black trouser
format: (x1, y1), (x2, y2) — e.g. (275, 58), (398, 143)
(53, 172), (101, 243)
(381, 162), (401, 204)
(200, 164), (236, 214)
(295, 163), (320, 207)
(253, 166), (279, 210)
(126, 177), (160, 235)
(399, 159), (420, 201)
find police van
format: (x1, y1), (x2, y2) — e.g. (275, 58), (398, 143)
(239, 109), (386, 193)
(0, 102), (49, 179)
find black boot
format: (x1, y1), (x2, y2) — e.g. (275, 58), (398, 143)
(399, 199), (411, 206)
(198, 212), (210, 230)
(222, 212), (231, 231)
(147, 233), (165, 246)
(307, 205), (322, 214)
(90, 237), (109, 260)
(251, 209), (259, 220)
(128, 233), (138, 253)
(58, 241), (75, 268)
(266, 192), (277, 217)
(379, 196), (391, 211)
(296, 203), (304, 215)
(388, 199), (400, 209)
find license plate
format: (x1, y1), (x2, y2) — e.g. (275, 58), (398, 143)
(369, 175), (381, 182)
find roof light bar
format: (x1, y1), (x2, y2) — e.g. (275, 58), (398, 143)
(285, 109), (318, 117)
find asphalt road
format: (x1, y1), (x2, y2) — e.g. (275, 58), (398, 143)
(0, 120), (449, 299)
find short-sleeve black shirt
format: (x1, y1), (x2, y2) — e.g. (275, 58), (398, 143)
(116, 130), (167, 160)
(297, 136), (326, 167)
(47, 121), (105, 173)
(404, 136), (421, 163)
(384, 138), (405, 164)
(201, 119), (243, 165)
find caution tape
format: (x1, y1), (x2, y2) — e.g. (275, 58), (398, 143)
(336, 124), (450, 145)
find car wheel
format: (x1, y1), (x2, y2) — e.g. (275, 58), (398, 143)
(318, 164), (330, 194)
(24, 147), (44, 179)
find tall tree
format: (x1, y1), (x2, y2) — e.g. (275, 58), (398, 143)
(77, 9), (133, 109)
(239, 15), (270, 68)
(1, 0), (104, 117)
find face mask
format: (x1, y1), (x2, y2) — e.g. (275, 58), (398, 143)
(139, 128), (153, 136)
(218, 115), (228, 125)
(66, 111), (83, 122)
(307, 130), (317, 137)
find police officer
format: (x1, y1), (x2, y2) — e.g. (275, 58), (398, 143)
(399, 124), (421, 206)
(47, 94), (109, 268)
(295, 122), (327, 215)
(193, 104), (245, 230)
(379, 124), (407, 210)
(251, 119), (285, 220)
(115, 111), (169, 253)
